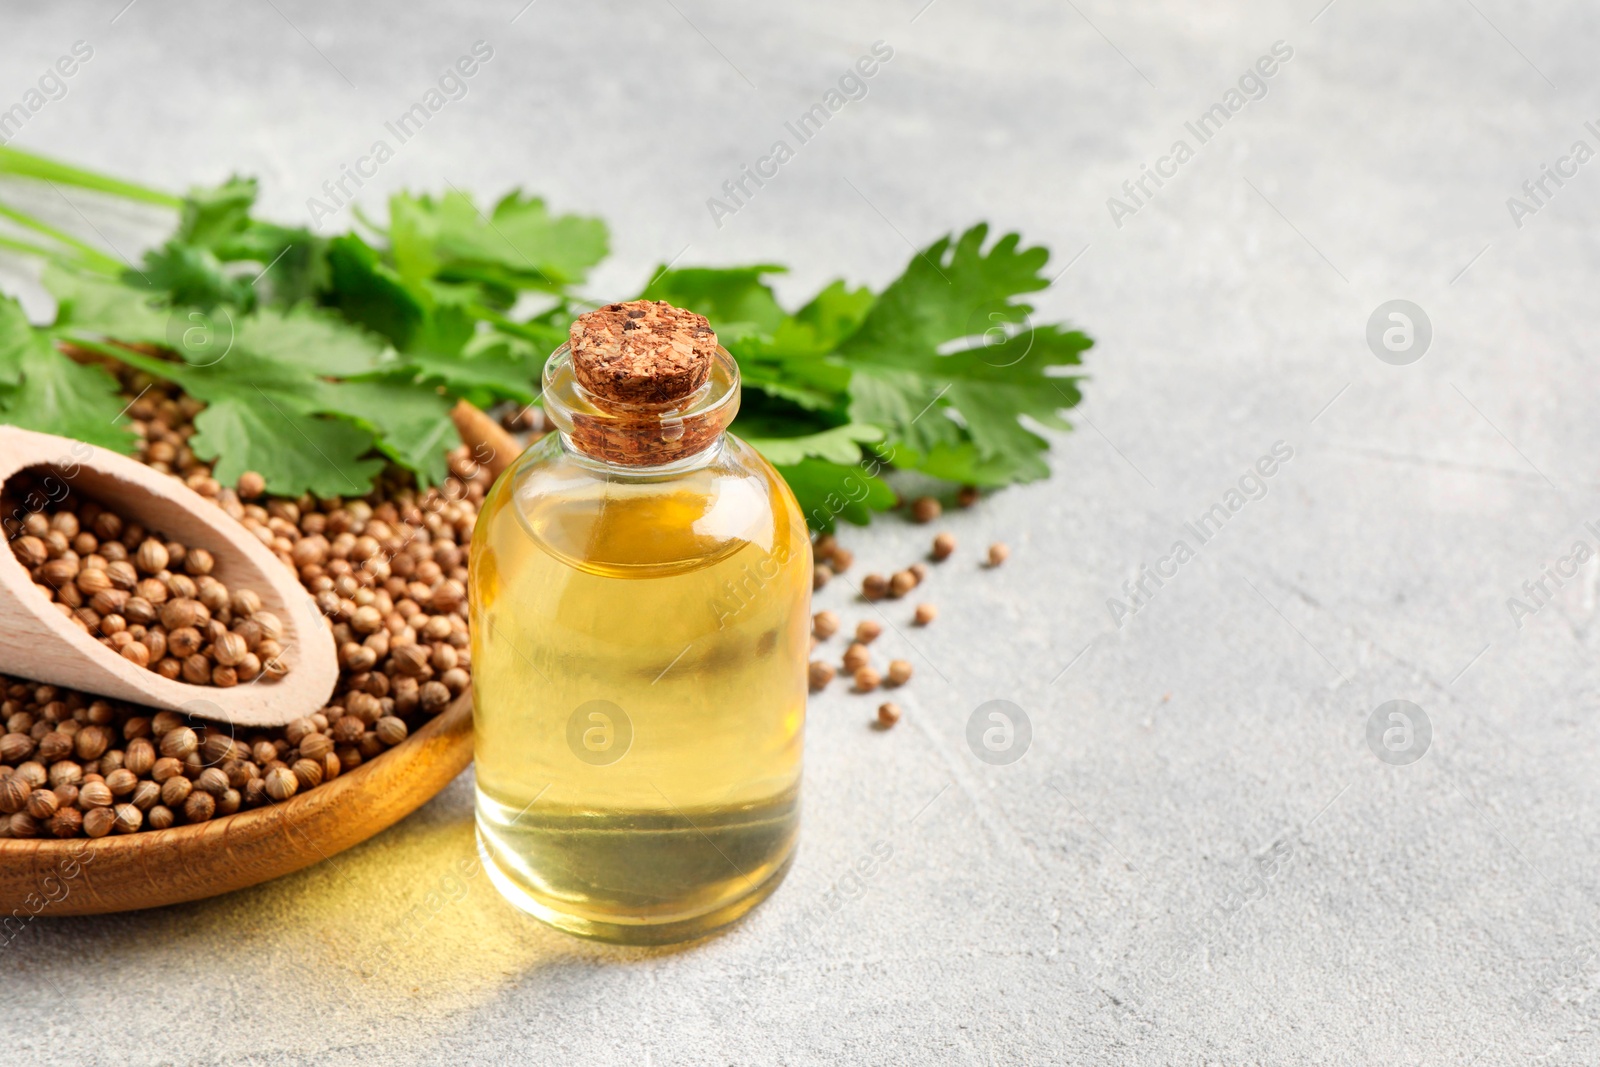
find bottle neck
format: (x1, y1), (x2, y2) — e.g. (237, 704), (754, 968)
(539, 343), (741, 473)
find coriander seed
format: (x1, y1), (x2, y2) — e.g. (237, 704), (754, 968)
(910, 497), (941, 523)
(292, 758), (323, 790)
(808, 661), (836, 691)
(877, 702), (902, 727)
(987, 542), (1009, 566)
(0, 774), (31, 814)
(83, 807), (116, 838)
(160, 776), (192, 808)
(855, 620), (882, 644)
(886, 660), (912, 686)
(931, 532), (956, 561)
(113, 803), (143, 833)
(160, 726), (198, 760)
(105, 768), (139, 796)
(25, 788), (59, 820)
(913, 603), (937, 625)
(134, 539), (169, 575)
(264, 766), (297, 802)
(183, 791), (215, 823)
(237, 471), (266, 499)
(130, 781), (161, 811)
(195, 768), (229, 797)
(812, 610), (839, 639)
(47, 807), (83, 837)
(375, 716), (408, 746)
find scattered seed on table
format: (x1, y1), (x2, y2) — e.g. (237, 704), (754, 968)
(855, 620), (882, 644)
(877, 702), (902, 727)
(886, 660), (912, 686)
(813, 563), (833, 590)
(931, 533), (956, 561)
(914, 603), (937, 625)
(808, 661), (836, 691)
(853, 667), (881, 692)
(910, 497), (941, 523)
(956, 486), (979, 508)
(988, 542), (1010, 567)
(861, 573), (888, 601)
(812, 610), (839, 639)
(830, 547), (853, 572)
(889, 571), (917, 598)
(842, 642), (871, 673)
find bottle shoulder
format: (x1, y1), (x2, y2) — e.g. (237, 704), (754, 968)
(479, 434), (808, 577)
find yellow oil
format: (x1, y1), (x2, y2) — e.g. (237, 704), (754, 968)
(469, 434), (810, 944)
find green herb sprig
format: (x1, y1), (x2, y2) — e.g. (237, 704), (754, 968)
(0, 146), (1091, 529)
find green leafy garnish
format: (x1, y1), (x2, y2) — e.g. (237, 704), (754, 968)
(0, 297), (132, 451)
(0, 153), (1092, 528)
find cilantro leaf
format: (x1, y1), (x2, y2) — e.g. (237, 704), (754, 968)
(48, 265), (172, 346)
(325, 233), (425, 348)
(837, 224), (1089, 481)
(389, 346), (541, 406)
(773, 458), (895, 531)
(0, 296), (30, 385)
(129, 240), (252, 312)
(128, 176), (327, 311)
(230, 305), (395, 378)
(642, 267), (854, 412)
(189, 395), (384, 498)
(389, 190), (608, 294)
(0, 336), (135, 452)
(842, 224), (1047, 355)
(738, 422), (882, 466)
(174, 175), (259, 248)
(311, 380), (455, 488)
(640, 265), (788, 336)
(791, 279), (874, 351)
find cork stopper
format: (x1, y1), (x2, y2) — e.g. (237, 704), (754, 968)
(569, 300), (718, 406)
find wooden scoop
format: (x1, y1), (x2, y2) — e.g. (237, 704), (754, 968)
(0, 426), (338, 727)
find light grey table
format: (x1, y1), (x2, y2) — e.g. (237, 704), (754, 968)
(3, 2), (1597, 1063)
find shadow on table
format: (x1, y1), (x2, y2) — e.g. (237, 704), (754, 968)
(22, 770), (709, 1013)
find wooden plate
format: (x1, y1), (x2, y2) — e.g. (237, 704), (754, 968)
(0, 692), (473, 915)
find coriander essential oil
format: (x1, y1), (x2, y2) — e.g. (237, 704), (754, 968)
(469, 301), (809, 944)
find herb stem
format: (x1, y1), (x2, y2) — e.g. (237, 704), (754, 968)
(0, 146), (183, 208)
(0, 201), (125, 274)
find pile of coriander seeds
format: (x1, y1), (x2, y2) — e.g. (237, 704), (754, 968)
(0, 371), (497, 839)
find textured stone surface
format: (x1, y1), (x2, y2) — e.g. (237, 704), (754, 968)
(3, 1), (1598, 1064)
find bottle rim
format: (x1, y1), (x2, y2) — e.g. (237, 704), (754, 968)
(540, 342), (741, 470)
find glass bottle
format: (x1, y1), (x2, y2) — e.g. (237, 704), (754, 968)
(469, 302), (810, 944)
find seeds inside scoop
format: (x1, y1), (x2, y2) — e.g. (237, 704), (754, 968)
(2, 478), (289, 688)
